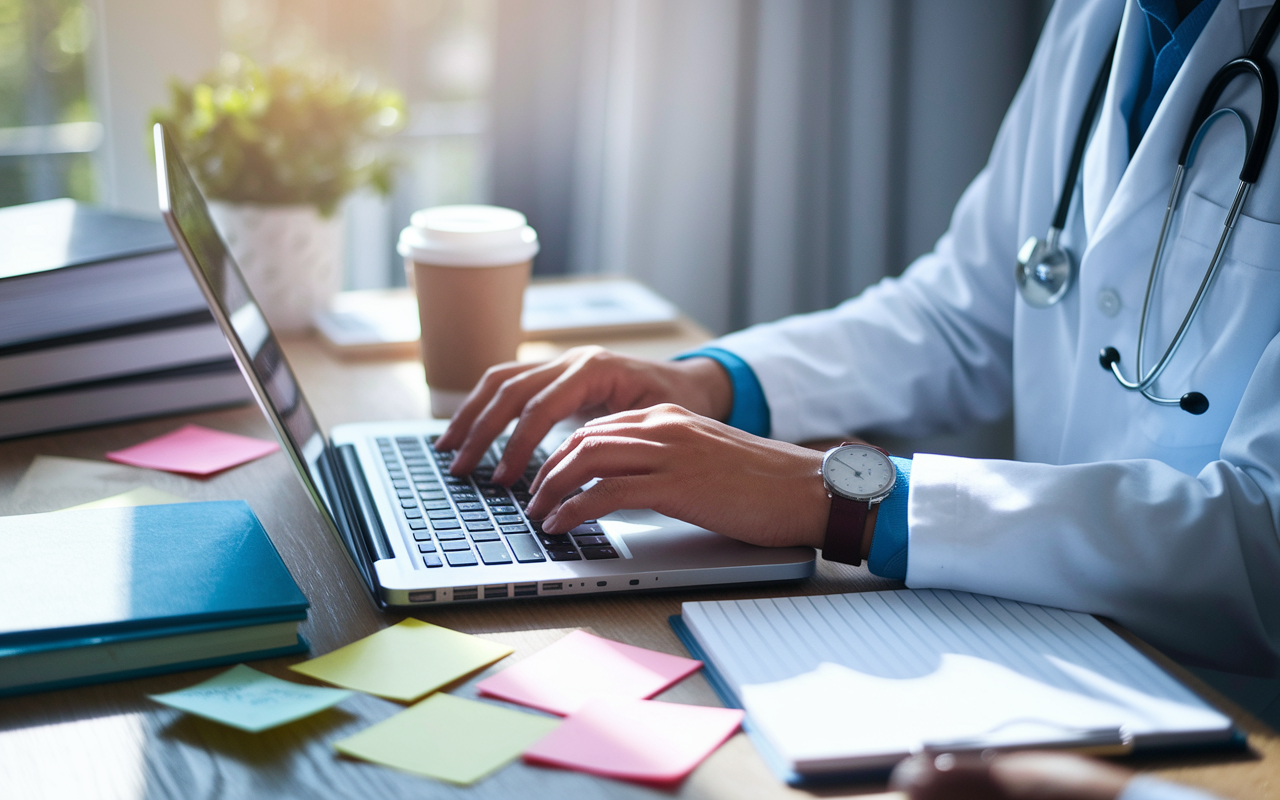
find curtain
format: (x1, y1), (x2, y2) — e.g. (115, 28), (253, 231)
(489, 0), (1051, 456)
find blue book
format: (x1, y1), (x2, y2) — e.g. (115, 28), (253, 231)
(0, 500), (309, 696)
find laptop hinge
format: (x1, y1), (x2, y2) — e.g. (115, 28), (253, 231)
(319, 443), (393, 607)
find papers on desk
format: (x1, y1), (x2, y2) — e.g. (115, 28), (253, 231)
(676, 589), (1239, 782)
(149, 665), (352, 732)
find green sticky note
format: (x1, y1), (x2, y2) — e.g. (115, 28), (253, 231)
(335, 693), (560, 785)
(63, 486), (188, 511)
(289, 618), (513, 702)
(148, 665), (353, 732)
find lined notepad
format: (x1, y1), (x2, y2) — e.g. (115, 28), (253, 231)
(679, 590), (1235, 778)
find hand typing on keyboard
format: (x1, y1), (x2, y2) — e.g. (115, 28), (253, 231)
(433, 347), (833, 550)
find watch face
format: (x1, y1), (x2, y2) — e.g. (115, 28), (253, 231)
(823, 445), (895, 501)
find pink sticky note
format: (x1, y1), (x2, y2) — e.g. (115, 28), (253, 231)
(106, 424), (280, 476)
(476, 630), (702, 716)
(523, 698), (743, 785)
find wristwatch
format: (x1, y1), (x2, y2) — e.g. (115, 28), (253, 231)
(820, 443), (896, 565)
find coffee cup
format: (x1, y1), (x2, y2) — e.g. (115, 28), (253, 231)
(397, 205), (539, 418)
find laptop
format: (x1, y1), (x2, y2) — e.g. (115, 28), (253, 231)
(154, 123), (815, 607)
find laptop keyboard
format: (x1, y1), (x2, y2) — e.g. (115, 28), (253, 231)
(375, 435), (621, 570)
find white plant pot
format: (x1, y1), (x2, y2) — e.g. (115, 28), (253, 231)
(208, 202), (344, 333)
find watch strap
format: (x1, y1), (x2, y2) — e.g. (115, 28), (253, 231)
(823, 492), (869, 566)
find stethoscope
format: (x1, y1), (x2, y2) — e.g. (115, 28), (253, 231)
(1016, 4), (1280, 415)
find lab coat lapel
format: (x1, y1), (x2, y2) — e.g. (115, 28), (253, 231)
(1086, 0), (1248, 250)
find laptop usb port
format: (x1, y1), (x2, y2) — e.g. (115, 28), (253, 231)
(408, 590), (436, 603)
(542, 582), (563, 591)
(453, 587), (478, 601)
(513, 582), (538, 597)
(484, 585), (509, 599)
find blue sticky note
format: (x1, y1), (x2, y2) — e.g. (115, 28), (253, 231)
(148, 664), (353, 732)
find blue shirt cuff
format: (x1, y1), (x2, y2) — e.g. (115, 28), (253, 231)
(867, 456), (911, 580)
(674, 347), (771, 437)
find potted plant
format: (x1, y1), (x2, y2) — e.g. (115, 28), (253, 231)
(152, 54), (405, 332)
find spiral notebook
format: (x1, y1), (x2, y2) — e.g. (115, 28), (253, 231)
(671, 589), (1241, 785)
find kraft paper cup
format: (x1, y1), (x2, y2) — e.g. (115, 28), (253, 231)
(397, 205), (539, 419)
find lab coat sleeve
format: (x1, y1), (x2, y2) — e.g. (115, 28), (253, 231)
(908, 331), (1280, 676)
(707, 65), (1040, 443)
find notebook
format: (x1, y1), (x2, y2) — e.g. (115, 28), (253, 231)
(671, 589), (1241, 784)
(0, 501), (308, 696)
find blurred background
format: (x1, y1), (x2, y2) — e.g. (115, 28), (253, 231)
(0, 0), (1054, 454)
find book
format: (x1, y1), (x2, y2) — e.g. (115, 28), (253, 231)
(313, 278), (681, 358)
(0, 360), (250, 440)
(672, 589), (1240, 785)
(0, 501), (309, 696)
(0, 200), (252, 438)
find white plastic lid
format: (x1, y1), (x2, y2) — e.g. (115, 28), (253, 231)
(397, 204), (539, 267)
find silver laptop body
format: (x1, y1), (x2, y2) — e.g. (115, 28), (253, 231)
(155, 123), (815, 608)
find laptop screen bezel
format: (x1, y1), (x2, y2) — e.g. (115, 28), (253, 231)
(153, 122), (370, 582)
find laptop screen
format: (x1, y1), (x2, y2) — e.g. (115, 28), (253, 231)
(153, 123), (338, 529)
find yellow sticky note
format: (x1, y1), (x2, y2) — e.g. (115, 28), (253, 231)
(63, 487), (188, 511)
(334, 693), (559, 785)
(289, 618), (513, 702)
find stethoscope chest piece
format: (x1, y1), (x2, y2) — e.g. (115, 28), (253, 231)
(1016, 229), (1074, 308)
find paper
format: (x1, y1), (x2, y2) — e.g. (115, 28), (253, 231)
(476, 629), (701, 715)
(148, 665), (352, 733)
(334, 693), (559, 785)
(523, 698), (742, 785)
(105, 424), (279, 476)
(63, 486), (188, 510)
(2, 455), (189, 516)
(290, 618), (513, 702)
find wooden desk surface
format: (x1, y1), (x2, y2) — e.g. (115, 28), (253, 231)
(1, 318), (1276, 800)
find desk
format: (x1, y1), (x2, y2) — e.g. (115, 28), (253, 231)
(0, 318), (1276, 800)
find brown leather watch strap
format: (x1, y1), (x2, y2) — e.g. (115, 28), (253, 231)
(823, 492), (869, 566)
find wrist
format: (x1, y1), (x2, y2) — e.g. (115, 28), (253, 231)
(670, 356), (734, 421)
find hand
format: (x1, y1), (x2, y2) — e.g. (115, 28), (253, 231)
(434, 347), (733, 483)
(890, 751), (1134, 800)
(525, 403), (829, 547)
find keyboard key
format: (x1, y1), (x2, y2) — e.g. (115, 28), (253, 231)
(485, 496), (516, 507)
(433, 518), (462, 530)
(460, 511), (489, 522)
(403, 508), (423, 519)
(441, 539), (472, 552)
(538, 533), (571, 546)
(546, 548), (581, 562)
(417, 541), (437, 553)
(573, 535), (610, 547)
(392, 480), (410, 490)
(409, 520), (429, 532)
(400, 499), (419, 509)
(443, 476), (468, 485)
(423, 500), (452, 511)
(445, 550), (478, 567)
(570, 523), (604, 536)
(427, 509), (457, 520)
(387, 470), (405, 480)
(477, 541), (512, 564)
(396, 489), (415, 499)
(580, 546), (620, 560)
(507, 534), (545, 563)
(423, 553), (443, 568)
(500, 524), (529, 534)
(470, 530), (500, 543)
(480, 486), (507, 498)
(494, 514), (524, 526)
(456, 502), (484, 512)
(415, 479), (442, 489)
(465, 520), (495, 532)
(435, 529), (466, 541)
(419, 491), (446, 501)
(412, 529), (432, 541)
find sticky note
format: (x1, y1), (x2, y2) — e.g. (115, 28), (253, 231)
(147, 665), (352, 732)
(63, 486), (188, 511)
(523, 698), (743, 785)
(106, 424), (279, 476)
(290, 618), (513, 702)
(334, 693), (560, 785)
(476, 629), (701, 715)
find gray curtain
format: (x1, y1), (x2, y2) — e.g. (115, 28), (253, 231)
(490, 0), (1051, 456)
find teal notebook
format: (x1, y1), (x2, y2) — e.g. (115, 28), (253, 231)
(0, 500), (309, 696)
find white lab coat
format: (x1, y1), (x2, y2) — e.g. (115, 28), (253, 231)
(712, 0), (1280, 676)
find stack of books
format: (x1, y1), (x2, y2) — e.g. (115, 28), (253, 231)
(0, 199), (251, 439)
